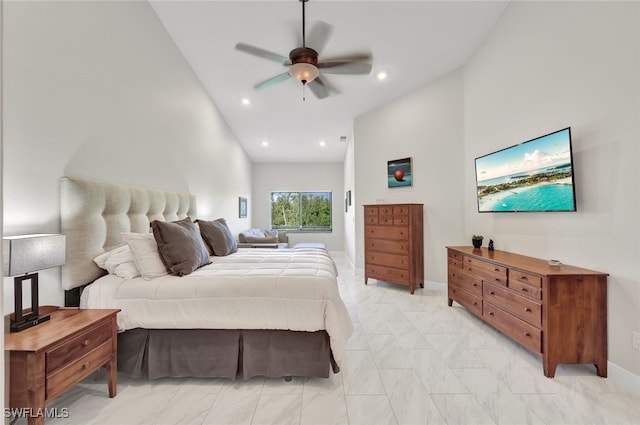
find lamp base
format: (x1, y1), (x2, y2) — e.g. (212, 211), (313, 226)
(10, 312), (50, 332)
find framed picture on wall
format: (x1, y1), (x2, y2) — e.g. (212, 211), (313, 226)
(387, 157), (413, 188)
(239, 197), (247, 218)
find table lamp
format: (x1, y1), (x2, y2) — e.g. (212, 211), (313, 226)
(3, 234), (66, 332)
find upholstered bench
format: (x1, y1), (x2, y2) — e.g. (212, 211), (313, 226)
(293, 242), (326, 250)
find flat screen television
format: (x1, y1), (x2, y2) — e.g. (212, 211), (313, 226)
(474, 127), (576, 213)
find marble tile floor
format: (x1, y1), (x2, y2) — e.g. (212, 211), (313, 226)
(16, 252), (640, 425)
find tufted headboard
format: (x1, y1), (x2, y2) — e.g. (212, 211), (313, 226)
(60, 176), (197, 291)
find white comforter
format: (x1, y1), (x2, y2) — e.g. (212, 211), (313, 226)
(83, 248), (353, 366)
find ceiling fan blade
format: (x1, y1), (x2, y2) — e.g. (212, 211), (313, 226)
(318, 60), (373, 75)
(254, 72), (291, 90)
(306, 21), (332, 54)
(308, 76), (329, 100)
(235, 43), (290, 66)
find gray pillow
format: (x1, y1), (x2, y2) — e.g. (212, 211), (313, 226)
(197, 218), (238, 256)
(151, 218), (211, 276)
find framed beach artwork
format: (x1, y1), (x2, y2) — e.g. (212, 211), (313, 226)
(387, 157), (412, 188)
(239, 197), (247, 218)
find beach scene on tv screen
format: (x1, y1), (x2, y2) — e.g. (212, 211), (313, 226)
(475, 129), (575, 212)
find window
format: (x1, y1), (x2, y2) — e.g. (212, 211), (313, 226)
(270, 191), (332, 232)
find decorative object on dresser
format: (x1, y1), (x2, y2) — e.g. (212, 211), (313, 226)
(446, 246), (608, 378)
(5, 306), (120, 425)
(387, 157), (413, 188)
(364, 203), (424, 294)
(3, 234), (66, 332)
(471, 234), (484, 249)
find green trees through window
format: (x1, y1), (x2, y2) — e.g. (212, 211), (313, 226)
(270, 191), (332, 231)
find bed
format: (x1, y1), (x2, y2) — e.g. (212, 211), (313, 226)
(60, 176), (353, 380)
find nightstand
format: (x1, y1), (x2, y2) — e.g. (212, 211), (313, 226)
(5, 306), (120, 425)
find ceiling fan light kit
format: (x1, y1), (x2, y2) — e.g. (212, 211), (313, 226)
(235, 0), (373, 100)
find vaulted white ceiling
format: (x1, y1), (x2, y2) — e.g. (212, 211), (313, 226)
(150, 1), (509, 163)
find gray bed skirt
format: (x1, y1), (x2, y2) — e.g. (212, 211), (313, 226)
(117, 328), (339, 380)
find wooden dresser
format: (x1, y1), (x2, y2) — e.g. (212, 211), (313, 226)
(6, 307), (120, 425)
(446, 246), (608, 377)
(364, 203), (424, 294)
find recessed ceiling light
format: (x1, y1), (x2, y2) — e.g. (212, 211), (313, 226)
(319, 140), (326, 147)
(261, 140), (269, 147)
(376, 71), (388, 81)
(241, 98), (251, 105)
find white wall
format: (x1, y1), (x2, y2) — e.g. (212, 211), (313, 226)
(353, 69), (466, 281)
(343, 134), (356, 265)
(2, 1), (252, 311)
(463, 1), (639, 380)
(353, 1), (639, 387)
(252, 163), (344, 251)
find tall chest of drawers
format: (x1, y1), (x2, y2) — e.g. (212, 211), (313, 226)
(447, 246), (608, 377)
(364, 204), (424, 294)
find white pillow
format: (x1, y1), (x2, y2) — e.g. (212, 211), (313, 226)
(122, 232), (168, 280)
(93, 245), (140, 279)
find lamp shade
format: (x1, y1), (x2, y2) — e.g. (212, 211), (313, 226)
(288, 62), (319, 84)
(3, 234), (66, 277)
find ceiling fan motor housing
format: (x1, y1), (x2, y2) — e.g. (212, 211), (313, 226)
(289, 47), (319, 83)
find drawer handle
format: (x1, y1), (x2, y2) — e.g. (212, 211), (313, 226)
(521, 288), (528, 293)
(83, 339), (90, 347)
(495, 278), (500, 282)
(494, 268), (500, 272)
(488, 291), (495, 295)
(473, 302), (478, 306)
(488, 312), (494, 316)
(472, 283), (477, 287)
(524, 307), (532, 313)
(521, 276), (528, 281)
(523, 332), (530, 337)
(82, 361), (90, 369)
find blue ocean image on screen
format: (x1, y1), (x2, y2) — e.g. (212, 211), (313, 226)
(475, 128), (575, 212)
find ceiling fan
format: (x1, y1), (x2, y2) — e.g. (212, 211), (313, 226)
(235, 0), (373, 100)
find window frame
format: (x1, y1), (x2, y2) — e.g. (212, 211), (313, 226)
(269, 190), (333, 233)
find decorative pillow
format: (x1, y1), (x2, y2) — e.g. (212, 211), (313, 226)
(122, 232), (168, 280)
(151, 218), (211, 276)
(245, 235), (278, 244)
(93, 245), (140, 279)
(196, 218), (238, 256)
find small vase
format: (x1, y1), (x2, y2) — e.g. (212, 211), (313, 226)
(472, 239), (482, 249)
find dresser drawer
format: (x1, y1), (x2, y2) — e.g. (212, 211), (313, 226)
(378, 206), (393, 215)
(448, 256), (462, 269)
(378, 215), (393, 225)
(46, 321), (112, 374)
(364, 207), (379, 216)
(448, 268), (482, 296)
(448, 250), (463, 262)
(392, 206), (410, 215)
(449, 283), (482, 317)
(366, 238), (408, 255)
(366, 265), (410, 284)
(366, 252), (409, 270)
(393, 216), (409, 225)
(463, 256), (508, 286)
(365, 225), (409, 240)
(483, 301), (542, 353)
(511, 270), (542, 288)
(46, 341), (113, 401)
(509, 280), (542, 300)
(483, 282), (541, 327)
(365, 215), (378, 225)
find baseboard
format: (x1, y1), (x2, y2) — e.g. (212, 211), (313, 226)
(609, 361), (640, 396)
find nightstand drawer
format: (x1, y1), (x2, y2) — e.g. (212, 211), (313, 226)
(46, 341), (113, 401)
(46, 321), (112, 374)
